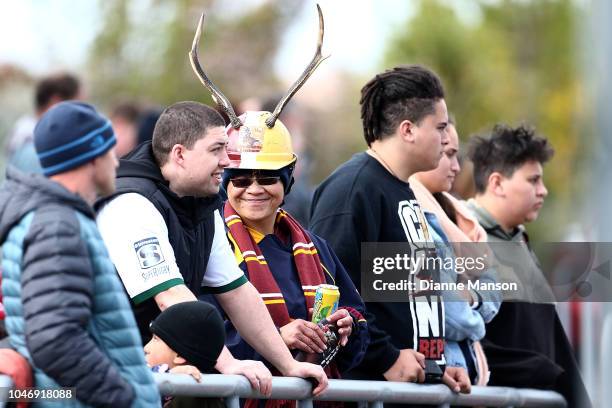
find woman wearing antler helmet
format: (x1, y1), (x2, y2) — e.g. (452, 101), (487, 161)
(189, 4), (368, 406)
(219, 110), (369, 402)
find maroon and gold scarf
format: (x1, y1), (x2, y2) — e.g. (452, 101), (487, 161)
(224, 202), (327, 326)
(224, 201), (342, 408)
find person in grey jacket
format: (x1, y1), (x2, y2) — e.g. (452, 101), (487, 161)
(465, 123), (590, 407)
(0, 101), (160, 407)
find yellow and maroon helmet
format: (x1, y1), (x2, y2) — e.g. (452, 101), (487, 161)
(188, 5), (328, 171)
(225, 111), (296, 170)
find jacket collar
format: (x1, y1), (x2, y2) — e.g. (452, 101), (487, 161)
(0, 167), (95, 242)
(117, 142), (221, 225)
(466, 198), (526, 242)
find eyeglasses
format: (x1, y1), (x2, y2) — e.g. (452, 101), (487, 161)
(229, 176), (281, 188)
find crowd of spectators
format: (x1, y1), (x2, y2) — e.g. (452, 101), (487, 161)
(0, 66), (590, 407)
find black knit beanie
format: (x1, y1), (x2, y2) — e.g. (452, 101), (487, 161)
(150, 301), (225, 373)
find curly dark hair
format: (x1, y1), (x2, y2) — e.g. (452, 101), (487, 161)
(360, 65), (445, 146)
(467, 124), (554, 194)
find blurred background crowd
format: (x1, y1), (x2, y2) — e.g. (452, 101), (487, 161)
(1, 0), (612, 405)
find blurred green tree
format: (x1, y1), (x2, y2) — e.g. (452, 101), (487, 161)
(87, 0), (294, 108)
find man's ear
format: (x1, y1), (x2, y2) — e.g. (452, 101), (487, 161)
(169, 144), (186, 166)
(488, 172), (505, 197)
(398, 119), (417, 143)
(173, 355), (187, 365)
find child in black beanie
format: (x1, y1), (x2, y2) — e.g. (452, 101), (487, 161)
(145, 301), (226, 407)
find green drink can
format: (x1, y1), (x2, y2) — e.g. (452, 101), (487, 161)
(311, 284), (340, 324)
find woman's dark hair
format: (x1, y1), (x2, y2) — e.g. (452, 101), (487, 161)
(360, 65), (445, 146)
(433, 192), (457, 224)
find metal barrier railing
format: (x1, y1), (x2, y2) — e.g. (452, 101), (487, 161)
(153, 373), (566, 408)
(0, 373), (567, 408)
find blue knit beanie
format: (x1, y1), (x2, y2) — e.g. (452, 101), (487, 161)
(34, 101), (116, 176)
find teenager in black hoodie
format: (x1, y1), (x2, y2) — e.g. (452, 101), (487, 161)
(311, 66), (470, 395)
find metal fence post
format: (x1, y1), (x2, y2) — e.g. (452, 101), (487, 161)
(225, 395), (240, 408)
(600, 313), (612, 408)
(297, 399), (313, 408)
(589, 0), (612, 402)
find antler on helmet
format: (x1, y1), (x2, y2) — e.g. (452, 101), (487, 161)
(189, 5), (328, 130)
(265, 4), (329, 129)
(189, 12), (243, 129)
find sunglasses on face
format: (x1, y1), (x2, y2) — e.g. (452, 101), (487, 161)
(229, 176), (281, 188)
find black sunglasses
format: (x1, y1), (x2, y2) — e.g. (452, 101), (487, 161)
(230, 176), (281, 188)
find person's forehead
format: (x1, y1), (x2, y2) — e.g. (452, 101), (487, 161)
(447, 125), (459, 147)
(204, 126), (227, 139)
(199, 126), (228, 145)
(434, 99), (447, 115)
(514, 160), (544, 177)
(423, 99), (448, 123)
(152, 334), (171, 346)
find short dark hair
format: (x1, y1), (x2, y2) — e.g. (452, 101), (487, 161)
(468, 124), (555, 194)
(152, 101), (225, 165)
(35, 73), (81, 111)
(360, 65), (445, 146)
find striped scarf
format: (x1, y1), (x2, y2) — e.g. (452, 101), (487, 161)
(224, 202), (327, 326)
(224, 202), (342, 408)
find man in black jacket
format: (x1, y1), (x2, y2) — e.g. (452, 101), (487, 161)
(310, 65), (470, 394)
(96, 101), (327, 396)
